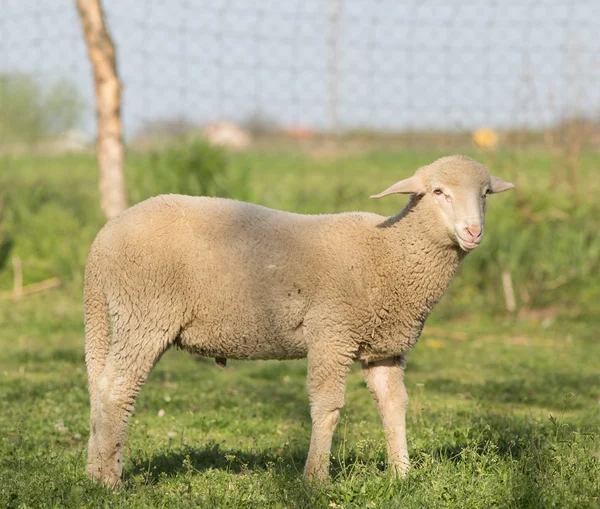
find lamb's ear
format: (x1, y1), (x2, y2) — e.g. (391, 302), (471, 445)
(370, 175), (426, 199)
(489, 176), (515, 194)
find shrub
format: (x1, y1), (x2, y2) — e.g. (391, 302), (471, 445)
(128, 138), (249, 204)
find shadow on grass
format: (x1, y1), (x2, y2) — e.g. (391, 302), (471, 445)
(127, 441), (306, 483)
(128, 404), (586, 484)
(127, 442), (330, 507)
(127, 411), (549, 482)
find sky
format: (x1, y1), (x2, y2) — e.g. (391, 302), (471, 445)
(1, 0), (599, 137)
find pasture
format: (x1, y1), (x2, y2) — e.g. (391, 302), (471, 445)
(1, 146), (599, 507)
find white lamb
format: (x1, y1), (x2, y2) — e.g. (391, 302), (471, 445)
(84, 154), (514, 485)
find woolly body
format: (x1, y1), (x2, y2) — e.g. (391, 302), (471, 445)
(84, 155), (513, 485)
(90, 195), (459, 362)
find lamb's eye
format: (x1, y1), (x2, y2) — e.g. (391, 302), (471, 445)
(433, 189), (443, 196)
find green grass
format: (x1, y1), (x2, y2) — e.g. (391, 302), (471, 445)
(0, 146), (599, 507)
(1, 291), (598, 508)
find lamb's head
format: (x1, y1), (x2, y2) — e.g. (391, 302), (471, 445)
(371, 155), (514, 251)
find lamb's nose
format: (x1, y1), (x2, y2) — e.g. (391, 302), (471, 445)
(465, 225), (482, 239)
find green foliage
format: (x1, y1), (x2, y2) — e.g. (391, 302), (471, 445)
(0, 74), (44, 143)
(0, 147), (599, 318)
(42, 78), (87, 136)
(0, 74), (86, 143)
(128, 139), (250, 204)
(0, 141), (248, 290)
(0, 155), (102, 288)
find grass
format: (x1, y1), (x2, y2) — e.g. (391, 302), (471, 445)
(0, 145), (599, 507)
(1, 291), (598, 508)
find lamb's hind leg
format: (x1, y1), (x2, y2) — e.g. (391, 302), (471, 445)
(362, 356), (410, 477)
(87, 324), (175, 486)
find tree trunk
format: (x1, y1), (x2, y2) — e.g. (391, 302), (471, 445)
(75, 0), (127, 219)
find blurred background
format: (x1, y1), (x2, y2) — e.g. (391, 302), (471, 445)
(1, 0), (599, 319)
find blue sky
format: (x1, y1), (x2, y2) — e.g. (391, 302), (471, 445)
(1, 0), (599, 137)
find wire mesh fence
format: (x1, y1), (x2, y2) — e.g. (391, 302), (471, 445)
(1, 0), (600, 150)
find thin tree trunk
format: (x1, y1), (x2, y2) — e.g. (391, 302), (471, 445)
(75, 0), (127, 219)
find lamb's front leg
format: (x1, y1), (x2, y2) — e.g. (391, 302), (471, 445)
(303, 347), (351, 482)
(362, 356), (410, 477)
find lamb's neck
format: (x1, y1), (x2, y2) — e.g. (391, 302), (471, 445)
(377, 197), (465, 323)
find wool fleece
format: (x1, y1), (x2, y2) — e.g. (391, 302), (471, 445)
(84, 155), (514, 485)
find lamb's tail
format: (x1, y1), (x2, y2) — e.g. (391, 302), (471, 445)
(84, 246), (111, 397)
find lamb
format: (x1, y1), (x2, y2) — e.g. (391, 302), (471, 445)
(84, 155), (514, 486)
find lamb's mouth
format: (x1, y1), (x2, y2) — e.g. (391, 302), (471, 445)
(456, 236), (482, 251)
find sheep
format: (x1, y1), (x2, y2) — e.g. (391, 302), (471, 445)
(84, 154), (514, 486)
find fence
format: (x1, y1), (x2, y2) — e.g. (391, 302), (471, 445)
(1, 0), (600, 148)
